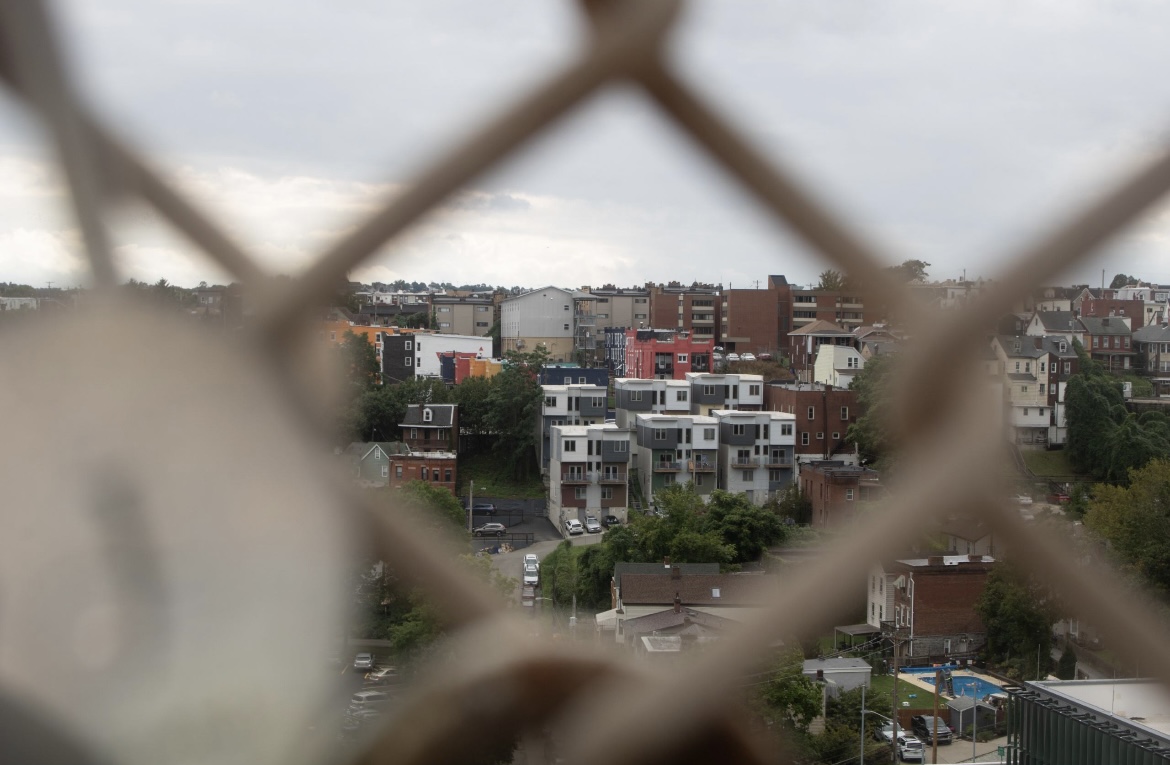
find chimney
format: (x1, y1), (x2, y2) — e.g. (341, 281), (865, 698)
(671, 565), (681, 579)
(1103, 317), (1110, 326)
(674, 593), (682, 613)
(816, 669), (825, 681)
(1034, 337), (1042, 349)
(927, 555), (945, 566)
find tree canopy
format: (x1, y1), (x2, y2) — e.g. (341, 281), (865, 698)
(1109, 273), (1142, 289)
(817, 269), (846, 291)
(846, 353), (894, 469)
(1084, 459), (1170, 595)
(885, 259), (930, 283)
(975, 564), (1060, 680)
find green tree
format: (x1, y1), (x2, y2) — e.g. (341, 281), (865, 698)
(700, 490), (787, 563)
(339, 330), (380, 395)
(975, 565), (1059, 680)
(1110, 273), (1141, 289)
(486, 347), (550, 479)
(669, 529), (735, 566)
(757, 646), (824, 733)
(818, 269), (845, 291)
(1056, 644), (1077, 680)
(398, 479), (466, 533)
(886, 259), (930, 283)
(769, 483), (812, 525)
(487, 318), (502, 358)
(454, 374), (493, 448)
(847, 354), (895, 468)
(1084, 459), (1170, 593)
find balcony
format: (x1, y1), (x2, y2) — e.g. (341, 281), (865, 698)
(599, 471), (627, 484)
(561, 472), (590, 484)
(731, 457), (759, 467)
(764, 456), (792, 468)
(689, 460), (716, 472)
(654, 364), (674, 376)
(654, 461), (683, 472)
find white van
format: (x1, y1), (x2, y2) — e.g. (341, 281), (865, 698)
(349, 689), (392, 711)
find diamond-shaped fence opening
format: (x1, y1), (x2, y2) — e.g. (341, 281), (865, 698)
(3, 1), (1170, 764)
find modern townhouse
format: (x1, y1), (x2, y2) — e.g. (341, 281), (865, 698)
(764, 382), (861, 466)
(613, 378), (692, 429)
(538, 383), (609, 472)
(547, 423), (632, 527)
(623, 328), (713, 379)
(712, 409), (796, 504)
(685, 372), (765, 415)
(430, 294), (495, 336)
(632, 413), (720, 502)
(500, 286), (600, 364)
(538, 364), (608, 388)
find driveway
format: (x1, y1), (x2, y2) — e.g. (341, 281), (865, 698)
(489, 534), (604, 596)
(927, 734), (1008, 764)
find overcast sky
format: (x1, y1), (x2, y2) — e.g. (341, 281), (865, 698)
(3, 0), (1170, 290)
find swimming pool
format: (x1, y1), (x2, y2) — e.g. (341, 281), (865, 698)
(900, 666), (1004, 700)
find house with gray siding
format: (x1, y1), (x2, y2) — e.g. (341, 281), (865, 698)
(539, 384), (609, 472)
(343, 441), (410, 487)
(713, 410), (796, 504)
(548, 423), (632, 529)
(633, 413), (719, 503)
(613, 378), (691, 429)
(685, 372), (765, 414)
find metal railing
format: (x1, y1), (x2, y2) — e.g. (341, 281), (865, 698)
(4, 1), (1170, 765)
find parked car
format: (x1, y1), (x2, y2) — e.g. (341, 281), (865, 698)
(564, 519), (584, 536)
(584, 515), (602, 533)
(875, 723), (896, 742)
(726, 353), (741, 362)
(911, 715), (952, 745)
(714, 345), (725, 352)
(741, 352), (757, 362)
(758, 352), (773, 361)
(523, 563), (540, 587)
(349, 689), (393, 711)
(365, 666), (401, 685)
(1015, 494), (1034, 506)
(353, 652), (375, 671)
(897, 734), (925, 762)
(1047, 492), (1070, 504)
(473, 522), (507, 537)
(602, 515), (621, 528)
(524, 553), (540, 567)
(471, 502), (497, 515)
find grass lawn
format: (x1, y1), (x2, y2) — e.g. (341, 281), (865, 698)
(457, 452), (546, 500)
(1021, 449), (1080, 478)
(869, 673), (929, 706)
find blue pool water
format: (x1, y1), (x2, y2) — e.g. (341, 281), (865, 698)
(900, 666), (1004, 700)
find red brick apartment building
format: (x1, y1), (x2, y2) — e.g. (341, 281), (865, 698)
(721, 275), (791, 355)
(765, 382), (860, 464)
(389, 452), (457, 495)
(868, 555), (995, 663)
(646, 283), (721, 344)
(624, 329), (713, 379)
(799, 460), (883, 528)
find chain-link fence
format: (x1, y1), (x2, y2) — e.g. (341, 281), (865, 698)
(3, 1), (1170, 764)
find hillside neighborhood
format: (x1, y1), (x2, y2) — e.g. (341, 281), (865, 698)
(7, 268), (1170, 763)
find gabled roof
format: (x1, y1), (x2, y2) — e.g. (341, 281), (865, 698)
(345, 441), (410, 461)
(789, 319), (852, 336)
(621, 607), (736, 637)
(1031, 311), (1080, 332)
(613, 562), (719, 593)
(401, 403), (457, 427)
(1079, 316), (1132, 336)
(1133, 323), (1170, 344)
(994, 335), (1049, 359)
(619, 573), (776, 606)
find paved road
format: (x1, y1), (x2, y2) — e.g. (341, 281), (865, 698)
(489, 534), (604, 598)
(925, 734), (1008, 764)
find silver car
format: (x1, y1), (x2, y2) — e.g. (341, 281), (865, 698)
(523, 563), (539, 587)
(584, 515), (602, 533)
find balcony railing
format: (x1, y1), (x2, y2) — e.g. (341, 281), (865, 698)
(764, 456), (792, 468)
(731, 457), (759, 467)
(653, 461), (683, 472)
(561, 472), (590, 484)
(598, 471), (627, 483)
(688, 461), (716, 472)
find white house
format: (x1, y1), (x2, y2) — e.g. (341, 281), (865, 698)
(813, 346), (866, 389)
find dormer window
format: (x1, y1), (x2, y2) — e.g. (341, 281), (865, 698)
(423, 408), (433, 423)
(1013, 342), (1021, 353)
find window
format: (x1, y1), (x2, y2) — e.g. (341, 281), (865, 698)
(438, 306), (451, 313)
(634, 313), (647, 320)
(832, 432), (840, 440)
(742, 470), (754, 481)
(613, 440), (628, 452)
(816, 432), (824, 440)
(1021, 385), (1028, 393)
(676, 390), (688, 401)
(801, 432), (810, 446)
(1014, 361), (1020, 372)
(395, 465), (403, 478)
(476, 306), (490, 312)
(781, 423), (793, 436)
(601, 487), (613, 499)
(749, 384), (760, 396)
(574, 487), (587, 499)
(840, 406), (849, 421)
(597, 313), (608, 319)
(807, 406), (815, 420)
(703, 384), (715, 395)
(1039, 409), (1045, 416)
(635, 298), (647, 304)
(1125, 337), (1131, 349)
(846, 488), (854, 501)
(1093, 336), (1100, 348)
(654, 429), (668, 441)
(329, 331), (336, 341)
(405, 340), (412, 350)
(381, 465), (388, 478)
(422, 408), (433, 423)
(420, 468), (429, 481)
(1025, 362), (1031, 373)
(405, 356), (413, 367)
(563, 304), (570, 311)
(847, 356), (859, 368)
(410, 428), (417, 439)
(564, 324), (570, 331)
(1059, 342), (1067, 352)
(476, 321), (489, 327)
(592, 397), (604, 407)
(704, 427), (715, 440)
(1023, 408), (1029, 416)
(678, 354), (688, 363)
(695, 474), (704, 486)
(564, 440), (576, 452)
(1049, 384), (1056, 394)
(732, 424), (745, 436)
(545, 396), (556, 407)
(630, 391), (643, 402)
(1064, 362), (1071, 374)
(1040, 362), (1046, 372)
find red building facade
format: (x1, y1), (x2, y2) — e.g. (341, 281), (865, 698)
(624, 329), (714, 379)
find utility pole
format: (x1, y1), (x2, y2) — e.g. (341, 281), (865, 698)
(859, 683), (867, 765)
(932, 669), (941, 764)
(468, 479), (474, 533)
(890, 631), (901, 764)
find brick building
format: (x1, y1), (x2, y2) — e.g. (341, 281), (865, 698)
(389, 451), (458, 495)
(721, 275), (791, 355)
(799, 460), (883, 527)
(787, 320), (856, 379)
(765, 382), (860, 465)
(624, 329), (714, 380)
(400, 404), (459, 452)
(1079, 296), (1148, 330)
(646, 283), (720, 344)
(867, 555), (996, 663)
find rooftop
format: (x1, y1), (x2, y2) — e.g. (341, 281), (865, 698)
(618, 572), (777, 607)
(1026, 679), (1170, 745)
